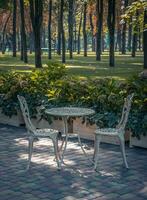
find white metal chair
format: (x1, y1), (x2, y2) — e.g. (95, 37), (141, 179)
(17, 95), (61, 170)
(94, 94), (134, 170)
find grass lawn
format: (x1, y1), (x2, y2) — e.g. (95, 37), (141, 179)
(0, 51), (143, 79)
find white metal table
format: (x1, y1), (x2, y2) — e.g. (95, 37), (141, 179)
(45, 107), (95, 165)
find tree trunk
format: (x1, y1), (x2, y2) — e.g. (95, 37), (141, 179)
(20, 0), (28, 63)
(121, 0), (128, 54)
(57, 3), (61, 55)
(83, 2), (87, 57)
(12, 0), (17, 57)
(132, 12), (138, 58)
(2, 13), (11, 54)
(20, 35), (23, 60)
(29, 32), (34, 54)
(144, 9), (147, 69)
(42, 27), (46, 48)
(17, 31), (21, 52)
(89, 12), (95, 52)
(127, 23), (132, 52)
(29, 0), (43, 68)
(68, 0), (74, 59)
(107, 0), (115, 67)
(61, 0), (65, 63)
(48, 0), (52, 59)
(132, 31), (137, 57)
(96, 0), (103, 61)
(115, 29), (121, 51)
(138, 28), (142, 51)
(101, 33), (104, 52)
(77, 11), (82, 54)
(6, 34), (11, 50)
(74, 18), (77, 52)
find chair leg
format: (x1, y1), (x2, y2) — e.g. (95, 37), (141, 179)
(119, 137), (129, 169)
(94, 134), (101, 170)
(52, 139), (61, 170)
(93, 136), (97, 162)
(27, 137), (34, 170)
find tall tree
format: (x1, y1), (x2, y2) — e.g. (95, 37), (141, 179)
(144, 9), (147, 69)
(48, 0), (52, 59)
(12, 0), (17, 57)
(132, 12), (138, 57)
(96, 0), (103, 61)
(77, 11), (82, 54)
(57, 3), (61, 55)
(123, 0), (147, 69)
(1, 13), (11, 54)
(121, 0), (128, 54)
(89, 12), (95, 52)
(107, 0), (115, 67)
(61, 0), (65, 63)
(73, 18), (77, 52)
(127, 23), (132, 51)
(115, 9), (122, 52)
(68, 0), (74, 59)
(19, 0), (28, 63)
(83, 1), (87, 57)
(29, 32), (34, 54)
(29, 0), (43, 68)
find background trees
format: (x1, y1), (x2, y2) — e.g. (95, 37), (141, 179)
(12, 0), (17, 57)
(107, 0), (115, 67)
(29, 0), (43, 68)
(123, 0), (147, 68)
(19, 0), (28, 63)
(0, 0), (146, 69)
(96, 0), (103, 61)
(68, 0), (74, 59)
(48, 0), (52, 59)
(83, 1), (87, 57)
(144, 9), (147, 69)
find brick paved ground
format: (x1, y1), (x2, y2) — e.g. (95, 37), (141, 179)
(0, 124), (147, 200)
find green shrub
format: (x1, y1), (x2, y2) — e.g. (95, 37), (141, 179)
(0, 67), (146, 138)
(0, 62), (66, 117)
(126, 76), (147, 138)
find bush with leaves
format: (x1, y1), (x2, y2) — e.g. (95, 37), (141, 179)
(0, 66), (146, 138)
(126, 76), (147, 138)
(0, 62), (66, 117)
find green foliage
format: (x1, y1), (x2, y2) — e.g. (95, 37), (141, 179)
(122, 0), (147, 32)
(0, 65), (146, 138)
(0, 62), (66, 117)
(0, 0), (11, 9)
(126, 76), (147, 138)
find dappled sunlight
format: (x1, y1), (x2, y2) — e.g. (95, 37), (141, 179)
(0, 52), (143, 79)
(66, 65), (96, 70)
(0, 124), (147, 200)
(131, 62), (143, 66)
(14, 137), (79, 167)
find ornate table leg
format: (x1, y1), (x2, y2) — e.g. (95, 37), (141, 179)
(60, 116), (69, 164)
(77, 134), (94, 165)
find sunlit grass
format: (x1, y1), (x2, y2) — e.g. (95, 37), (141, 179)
(0, 51), (143, 79)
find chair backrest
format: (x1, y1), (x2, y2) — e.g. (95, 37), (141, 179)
(17, 95), (36, 134)
(116, 93), (134, 130)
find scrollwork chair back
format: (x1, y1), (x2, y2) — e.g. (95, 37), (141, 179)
(17, 95), (36, 134)
(116, 93), (134, 131)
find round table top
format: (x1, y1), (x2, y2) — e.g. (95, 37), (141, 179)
(45, 107), (95, 117)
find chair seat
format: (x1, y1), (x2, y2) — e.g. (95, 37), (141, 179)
(35, 128), (58, 138)
(95, 128), (121, 136)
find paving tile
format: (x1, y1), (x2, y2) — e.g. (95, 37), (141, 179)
(0, 124), (147, 200)
(119, 193), (139, 199)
